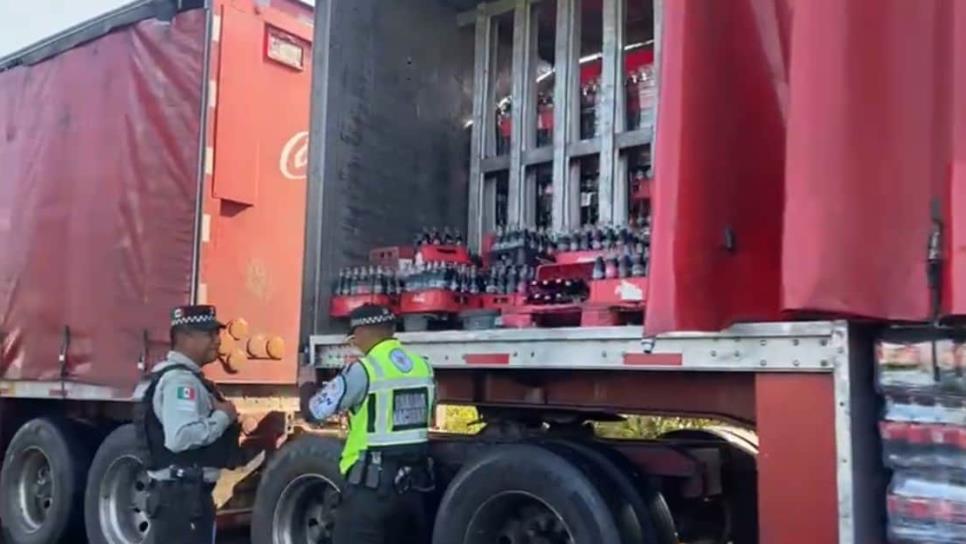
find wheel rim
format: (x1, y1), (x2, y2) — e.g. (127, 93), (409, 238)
(272, 473), (340, 544)
(98, 455), (151, 544)
(467, 491), (575, 544)
(15, 447), (54, 532)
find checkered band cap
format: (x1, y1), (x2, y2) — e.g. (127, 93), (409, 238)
(170, 305), (225, 330)
(348, 304), (396, 330)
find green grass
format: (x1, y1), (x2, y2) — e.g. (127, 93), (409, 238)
(594, 415), (713, 439)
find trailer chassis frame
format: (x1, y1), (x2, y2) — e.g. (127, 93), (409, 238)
(309, 320), (883, 544)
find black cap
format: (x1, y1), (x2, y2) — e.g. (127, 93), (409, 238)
(348, 304), (396, 331)
(170, 305), (225, 331)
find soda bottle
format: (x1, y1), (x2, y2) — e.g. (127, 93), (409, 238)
(506, 266), (519, 296)
(591, 226), (603, 250)
(619, 254), (632, 279)
(448, 266), (459, 292)
(593, 257), (605, 281)
(605, 257), (619, 279)
(431, 227), (442, 245)
(517, 268), (529, 295)
(373, 267), (386, 295)
(631, 252), (647, 277)
(333, 269), (344, 296)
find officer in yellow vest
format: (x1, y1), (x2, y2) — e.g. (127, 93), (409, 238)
(305, 303), (436, 544)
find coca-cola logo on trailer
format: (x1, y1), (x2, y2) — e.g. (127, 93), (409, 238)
(280, 131), (309, 180)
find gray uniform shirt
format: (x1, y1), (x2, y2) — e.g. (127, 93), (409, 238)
(307, 362), (369, 421)
(145, 351), (232, 482)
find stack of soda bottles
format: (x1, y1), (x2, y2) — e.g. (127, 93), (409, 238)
(332, 266), (402, 297)
(527, 277), (589, 306)
(878, 331), (966, 543)
(402, 262), (481, 295)
(580, 78), (601, 139)
(625, 64), (656, 131)
(495, 100), (512, 156)
(413, 226), (466, 247)
(536, 92), (554, 147)
(489, 225), (555, 266)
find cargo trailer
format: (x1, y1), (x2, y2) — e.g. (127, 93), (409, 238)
(1, 0), (963, 543)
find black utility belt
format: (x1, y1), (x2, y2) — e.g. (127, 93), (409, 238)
(346, 452), (435, 494)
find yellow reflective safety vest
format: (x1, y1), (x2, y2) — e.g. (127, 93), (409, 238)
(340, 339), (435, 475)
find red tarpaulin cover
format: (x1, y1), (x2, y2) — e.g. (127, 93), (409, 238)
(647, 0), (966, 334)
(0, 11), (205, 387)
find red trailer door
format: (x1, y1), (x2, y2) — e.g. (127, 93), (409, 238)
(647, 0), (966, 334)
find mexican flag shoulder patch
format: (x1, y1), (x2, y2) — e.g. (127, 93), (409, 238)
(176, 385), (197, 401)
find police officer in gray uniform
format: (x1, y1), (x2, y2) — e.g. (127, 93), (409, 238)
(137, 305), (242, 544)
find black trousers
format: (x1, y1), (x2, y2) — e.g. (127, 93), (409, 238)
(333, 483), (428, 544)
(146, 480), (216, 544)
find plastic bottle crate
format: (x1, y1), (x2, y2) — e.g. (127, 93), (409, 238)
(329, 294), (397, 318)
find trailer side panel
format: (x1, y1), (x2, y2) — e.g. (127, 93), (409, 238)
(0, 10), (206, 388)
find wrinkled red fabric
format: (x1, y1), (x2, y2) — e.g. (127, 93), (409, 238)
(0, 11), (205, 387)
(647, 0), (966, 334)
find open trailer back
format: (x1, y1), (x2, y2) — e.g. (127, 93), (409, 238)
(1, 0), (965, 543)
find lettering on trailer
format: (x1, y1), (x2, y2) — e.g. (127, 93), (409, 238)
(279, 131), (309, 180)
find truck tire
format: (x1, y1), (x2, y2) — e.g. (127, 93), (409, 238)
(84, 424), (152, 544)
(432, 444), (622, 544)
(250, 434), (344, 544)
(543, 439), (678, 544)
(0, 417), (92, 544)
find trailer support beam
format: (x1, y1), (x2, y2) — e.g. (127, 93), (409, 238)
(552, 0), (579, 230)
(468, 9), (493, 249)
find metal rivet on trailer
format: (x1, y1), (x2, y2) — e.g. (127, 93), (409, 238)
(759, 339), (767, 346)
(759, 360), (767, 367)
(601, 351), (607, 358)
(530, 352), (535, 358)
(821, 359), (829, 367)
(734, 350), (741, 357)
(710, 350), (718, 357)
(793, 360), (800, 367)
(820, 339), (829, 346)
(792, 339), (800, 346)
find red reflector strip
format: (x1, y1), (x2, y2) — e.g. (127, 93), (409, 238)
(622, 353), (683, 366)
(464, 353), (511, 366)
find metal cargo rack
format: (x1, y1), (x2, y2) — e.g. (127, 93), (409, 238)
(463, 0), (662, 246)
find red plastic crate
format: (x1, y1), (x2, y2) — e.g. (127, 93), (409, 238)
(330, 294), (397, 318)
(501, 303), (583, 328)
(416, 245), (472, 265)
(400, 289), (468, 314)
(631, 176), (652, 202)
(535, 261), (594, 281)
(369, 246), (416, 269)
(554, 248), (639, 265)
(588, 277), (648, 306)
(479, 293), (526, 309)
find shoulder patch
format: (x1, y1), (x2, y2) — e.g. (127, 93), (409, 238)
(389, 349), (414, 373)
(176, 385), (197, 401)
